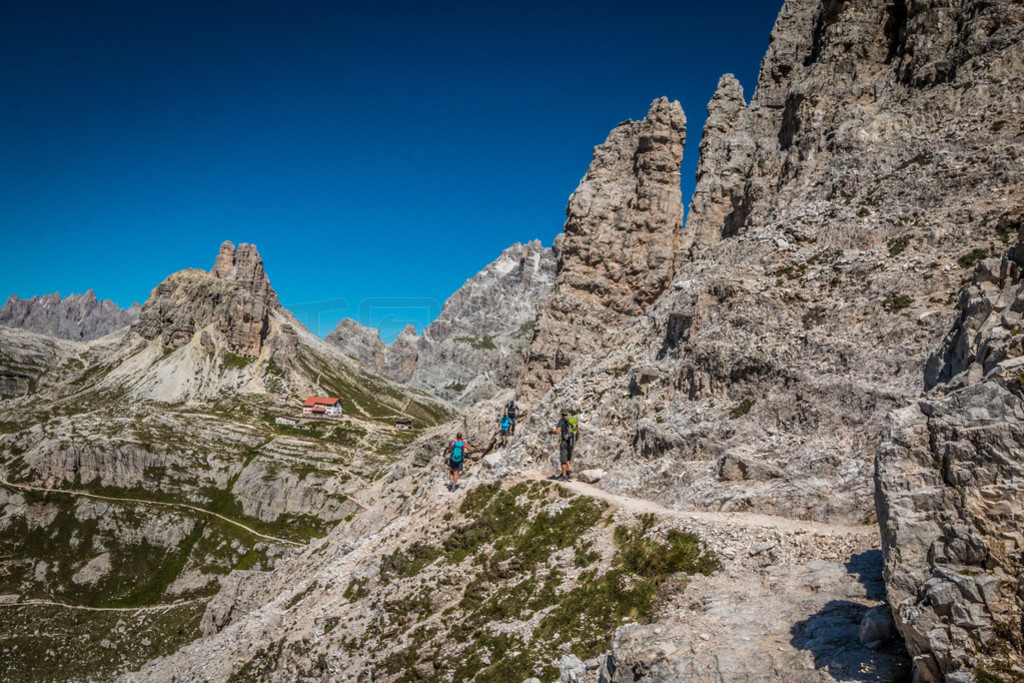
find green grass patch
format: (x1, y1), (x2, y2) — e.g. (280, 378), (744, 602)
(0, 601), (205, 683)
(380, 541), (443, 583)
(773, 263), (807, 280)
(221, 351), (255, 370)
(330, 481), (722, 683)
(287, 582), (318, 609)
(534, 517), (720, 658)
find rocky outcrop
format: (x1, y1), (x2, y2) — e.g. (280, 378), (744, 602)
(683, 74), (752, 254)
(877, 233), (1024, 679)
(326, 240), (557, 405)
(133, 242), (279, 358)
(519, 98), (686, 400)
(133, 269), (272, 358)
(0, 290), (140, 341)
(324, 318), (386, 373)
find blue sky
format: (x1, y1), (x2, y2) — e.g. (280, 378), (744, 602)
(1, 0), (783, 342)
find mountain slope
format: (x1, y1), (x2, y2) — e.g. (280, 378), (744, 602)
(0, 241), (452, 681)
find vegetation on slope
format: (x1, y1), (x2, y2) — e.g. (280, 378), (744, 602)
(324, 480), (720, 683)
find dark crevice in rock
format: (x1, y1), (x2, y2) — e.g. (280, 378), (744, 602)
(884, 0), (909, 64)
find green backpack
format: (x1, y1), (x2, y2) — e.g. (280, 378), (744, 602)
(565, 416), (578, 444)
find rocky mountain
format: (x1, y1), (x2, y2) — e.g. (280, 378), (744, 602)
(513, 0), (1024, 529)
(328, 240), (557, 405)
(325, 318), (386, 373)
(2, 0), (1022, 681)
(133, 240), (277, 359)
(0, 290), (140, 341)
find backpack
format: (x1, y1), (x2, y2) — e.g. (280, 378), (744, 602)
(450, 441), (464, 463)
(500, 417), (511, 431)
(507, 402), (517, 419)
(564, 416), (578, 445)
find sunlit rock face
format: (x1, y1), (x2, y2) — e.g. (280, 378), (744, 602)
(511, 0), (1024, 532)
(519, 97), (687, 402)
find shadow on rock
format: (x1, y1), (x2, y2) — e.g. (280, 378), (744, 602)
(791, 599), (910, 682)
(845, 549), (886, 601)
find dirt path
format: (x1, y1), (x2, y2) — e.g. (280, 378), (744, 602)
(519, 470), (874, 537)
(0, 476), (304, 547)
(0, 596), (210, 612)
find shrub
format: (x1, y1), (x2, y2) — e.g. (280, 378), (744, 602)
(222, 352), (254, 370)
(883, 294), (913, 312)
(958, 248), (989, 269)
(729, 397), (757, 419)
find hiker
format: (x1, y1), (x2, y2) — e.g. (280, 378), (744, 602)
(498, 413), (512, 447)
(445, 432), (468, 491)
(505, 399), (519, 435)
(548, 408), (579, 481)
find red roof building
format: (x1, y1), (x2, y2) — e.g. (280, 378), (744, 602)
(302, 396), (343, 418)
(302, 397), (340, 407)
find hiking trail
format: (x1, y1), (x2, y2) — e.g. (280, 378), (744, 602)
(518, 469), (874, 538)
(0, 596), (210, 613)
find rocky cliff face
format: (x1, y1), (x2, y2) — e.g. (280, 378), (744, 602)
(512, 0), (1024, 528)
(401, 240), (557, 404)
(876, 231), (1024, 680)
(0, 290), (140, 341)
(327, 240), (557, 405)
(519, 98), (686, 401)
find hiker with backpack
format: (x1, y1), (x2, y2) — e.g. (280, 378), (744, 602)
(505, 400), (519, 435)
(549, 408), (579, 481)
(445, 432), (469, 491)
(498, 413), (512, 447)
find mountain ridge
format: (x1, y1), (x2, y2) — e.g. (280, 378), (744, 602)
(0, 290), (140, 342)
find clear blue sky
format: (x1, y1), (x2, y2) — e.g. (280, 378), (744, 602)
(1, 0), (783, 342)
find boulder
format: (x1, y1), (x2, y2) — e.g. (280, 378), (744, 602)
(558, 654), (585, 683)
